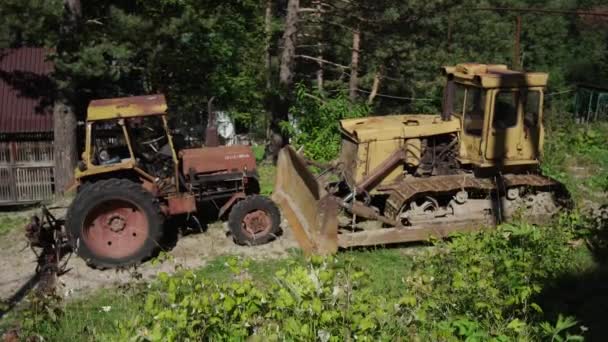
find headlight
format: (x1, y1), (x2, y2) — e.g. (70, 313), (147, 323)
(99, 150), (110, 162)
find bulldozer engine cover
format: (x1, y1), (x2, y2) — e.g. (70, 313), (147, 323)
(272, 146), (339, 255)
(339, 115), (460, 189)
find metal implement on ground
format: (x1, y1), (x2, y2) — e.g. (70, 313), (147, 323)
(273, 63), (571, 254)
(33, 95), (281, 269)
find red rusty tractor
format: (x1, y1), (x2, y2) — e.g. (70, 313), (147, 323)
(64, 94), (280, 269)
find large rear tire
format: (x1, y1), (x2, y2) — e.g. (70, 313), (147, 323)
(66, 179), (164, 269)
(228, 195), (281, 246)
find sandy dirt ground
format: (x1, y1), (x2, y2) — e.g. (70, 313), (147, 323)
(0, 202), (299, 302)
(1, 189), (604, 304)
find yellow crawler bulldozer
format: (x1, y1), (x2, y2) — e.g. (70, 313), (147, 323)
(273, 63), (570, 254)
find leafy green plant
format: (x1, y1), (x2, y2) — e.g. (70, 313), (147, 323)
(542, 117), (608, 203)
(101, 217), (592, 341)
(282, 85), (369, 162)
(17, 292), (64, 340)
(539, 315), (583, 342)
(251, 144), (265, 162)
(9, 214), (600, 341)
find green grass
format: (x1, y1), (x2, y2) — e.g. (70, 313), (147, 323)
(0, 214), (27, 237)
(0, 248), (417, 341)
(252, 144), (265, 162)
(2, 222), (601, 341)
(23, 288), (143, 341)
(257, 162), (276, 195)
(542, 118), (608, 204)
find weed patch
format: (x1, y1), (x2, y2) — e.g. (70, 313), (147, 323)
(8, 216), (594, 341)
(0, 214), (27, 237)
(543, 117), (608, 204)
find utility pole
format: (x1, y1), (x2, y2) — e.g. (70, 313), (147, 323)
(513, 15), (522, 70)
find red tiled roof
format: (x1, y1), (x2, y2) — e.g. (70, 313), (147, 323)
(0, 48), (54, 134)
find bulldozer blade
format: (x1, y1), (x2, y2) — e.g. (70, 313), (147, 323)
(272, 146), (339, 255)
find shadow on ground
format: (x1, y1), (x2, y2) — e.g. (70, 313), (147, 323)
(536, 208), (608, 341)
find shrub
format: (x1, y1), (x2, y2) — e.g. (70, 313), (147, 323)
(542, 116), (608, 201)
(112, 219), (585, 341)
(282, 85), (369, 162)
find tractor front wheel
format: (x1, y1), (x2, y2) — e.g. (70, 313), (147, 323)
(66, 179), (164, 269)
(228, 195), (281, 245)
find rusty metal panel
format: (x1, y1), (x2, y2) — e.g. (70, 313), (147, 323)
(338, 219), (491, 248)
(167, 194), (197, 215)
(87, 94), (167, 121)
(0, 48), (54, 134)
(272, 146), (338, 255)
(180, 145), (257, 176)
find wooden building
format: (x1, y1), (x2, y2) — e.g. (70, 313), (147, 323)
(0, 48), (54, 205)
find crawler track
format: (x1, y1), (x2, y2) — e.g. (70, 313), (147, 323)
(335, 173), (569, 248)
(381, 173), (567, 226)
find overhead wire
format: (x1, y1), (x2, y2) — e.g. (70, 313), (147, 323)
(356, 88), (435, 101)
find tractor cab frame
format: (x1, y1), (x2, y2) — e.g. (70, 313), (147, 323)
(77, 94), (181, 195)
(65, 94), (282, 269)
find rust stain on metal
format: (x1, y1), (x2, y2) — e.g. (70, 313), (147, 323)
(219, 192), (246, 218)
(167, 194), (197, 215)
(87, 94), (168, 121)
(140, 179), (159, 196)
(338, 219), (491, 248)
(272, 146), (337, 255)
(383, 173), (558, 219)
(181, 145), (256, 176)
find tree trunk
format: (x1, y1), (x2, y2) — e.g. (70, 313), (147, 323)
(264, 0), (273, 90)
(367, 67), (383, 105)
(264, 0), (273, 142)
(53, 101), (78, 194)
(314, 0), (323, 91)
(349, 27), (361, 101)
(53, 0), (81, 194)
(279, 0), (299, 91)
(269, 0), (299, 160)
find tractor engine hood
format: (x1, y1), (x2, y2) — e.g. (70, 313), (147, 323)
(180, 145), (257, 176)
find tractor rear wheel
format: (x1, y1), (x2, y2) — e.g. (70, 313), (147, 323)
(228, 195), (281, 245)
(66, 179), (164, 269)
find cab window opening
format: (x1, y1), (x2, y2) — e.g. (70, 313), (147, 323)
(90, 120), (130, 165)
(462, 86), (485, 136)
(524, 90), (540, 128)
(493, 91), (518, 129)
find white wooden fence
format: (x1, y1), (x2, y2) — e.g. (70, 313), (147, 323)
(0, 141), (54, 205)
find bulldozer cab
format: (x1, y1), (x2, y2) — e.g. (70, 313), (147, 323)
(77, 94), (180, 190)
(443, 64), (547, 168)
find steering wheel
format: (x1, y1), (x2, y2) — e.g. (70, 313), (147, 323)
(141, 135), (165, 152)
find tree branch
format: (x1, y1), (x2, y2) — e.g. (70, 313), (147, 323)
(296, 55), (350, 69)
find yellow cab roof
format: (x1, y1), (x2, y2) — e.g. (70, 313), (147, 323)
(442, 63), (548, 88)
(87, 94), (167, 121)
